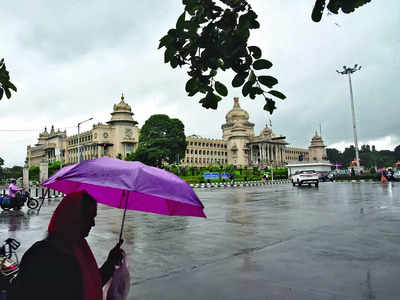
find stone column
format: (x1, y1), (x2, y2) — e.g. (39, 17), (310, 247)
(262, 144), (266, 167)
(23, 164), (29, 189)
(270, 144), (274, 162)
(250, 145), (253, 165)
(39, 158), (48, 183)
(278, 145), (281, 163)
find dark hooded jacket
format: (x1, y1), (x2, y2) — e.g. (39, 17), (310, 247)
(8, 191), (115, 300)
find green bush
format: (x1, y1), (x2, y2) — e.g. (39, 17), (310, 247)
(49, 161), (61, 177)
(29, 165), (40, 182)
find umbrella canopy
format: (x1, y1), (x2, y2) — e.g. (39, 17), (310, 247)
(41, 157), (206, 218)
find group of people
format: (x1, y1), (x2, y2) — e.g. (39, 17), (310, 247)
(381, 168), (395, 183)
(6, 190), (124, 300)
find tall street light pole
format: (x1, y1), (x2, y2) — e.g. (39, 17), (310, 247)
(77, 117), (93, 163)
(337, 64), (362, 174)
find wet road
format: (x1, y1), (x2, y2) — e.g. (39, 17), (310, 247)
(1, 182), (400, 299)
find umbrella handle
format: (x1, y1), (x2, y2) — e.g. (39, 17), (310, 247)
(37, 188), (50, 214)
(118, 190), (130, 244)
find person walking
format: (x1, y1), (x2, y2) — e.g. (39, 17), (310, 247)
(229, 173), (235, 186)
(8, 190), (123, 300)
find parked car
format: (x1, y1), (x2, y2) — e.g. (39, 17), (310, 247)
(392, 170), (400, 181)
(292, 170), (319, 187)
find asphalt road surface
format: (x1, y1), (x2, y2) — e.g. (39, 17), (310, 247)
(1, 182), (399, 299)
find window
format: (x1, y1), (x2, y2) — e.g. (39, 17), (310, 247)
(125, 144), (133, 154)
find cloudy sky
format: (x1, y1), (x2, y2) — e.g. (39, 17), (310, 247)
(1, 1), (399, 167)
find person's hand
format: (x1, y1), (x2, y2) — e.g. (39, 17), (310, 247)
(107, 240), (124, 267)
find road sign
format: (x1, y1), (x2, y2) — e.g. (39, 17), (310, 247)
(204, 172), (219, 180)
(221, 172), (229, 179)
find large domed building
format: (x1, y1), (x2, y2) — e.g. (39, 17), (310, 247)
(183, 97), (325, 168)
(26, 94), (140, 166)
(27, 95), (328, 168)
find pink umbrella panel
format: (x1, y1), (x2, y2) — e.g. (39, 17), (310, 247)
(42, 157), (206, 218)
(41, 158), (206, 240)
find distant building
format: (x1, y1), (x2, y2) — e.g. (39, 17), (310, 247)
(27, 94), (140, 166)
(182, 97), (325, 169)
(26, 96), (329, 169)
(286, 132), (332, 176)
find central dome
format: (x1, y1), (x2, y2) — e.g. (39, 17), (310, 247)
(309, 131), (325, 147)
(108, 93), (138, 125)
(225, 97), (249, 123)
(113, 94), (132, 113)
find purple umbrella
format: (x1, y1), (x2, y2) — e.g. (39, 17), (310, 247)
(41, 157), (206, 240)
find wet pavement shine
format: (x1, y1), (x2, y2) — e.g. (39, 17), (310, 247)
(1, 182), (400, 299)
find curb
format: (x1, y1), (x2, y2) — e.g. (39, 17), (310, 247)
(190, 180), (290, 189)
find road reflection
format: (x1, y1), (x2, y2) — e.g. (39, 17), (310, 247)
(0, 210), (31, 239)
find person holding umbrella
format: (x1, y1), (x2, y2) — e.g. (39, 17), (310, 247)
(8, 191), (123, 300)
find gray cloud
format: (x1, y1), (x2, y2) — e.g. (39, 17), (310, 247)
(1, 0), (399, 167)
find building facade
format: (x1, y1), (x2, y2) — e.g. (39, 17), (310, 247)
(182, 97), (327, 168)
(27, 94), (140, 167)
(27, 95), (328, 168)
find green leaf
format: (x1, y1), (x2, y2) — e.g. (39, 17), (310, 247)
(199, 92), (221, 110)
(170, 56), (178, 68)
(248, 46), (262, 59)
(232, 72), (248, 87)
(185, 78), (200, 96)
(258, 76), (278, 88)
(158, 35), (170, 49)
(4, 87), (11, 99)
(164, 46), (176, 63)
(176, 12), (186, 31)
(215, 81), (228, 97)
(248, 71), (256, 83)
(268, 90), (286, 100)
(312, 0), (325, 22)
(252, 87), (264, 95)
(253, 59), (273, 70)
(0, 88), (3, 100)
(250, 20), (260, 29)
(185, 78), (194, 93)
(242, 81), (253, 97)
(263, 98), (277, 114)
(6, 81), (17, 92)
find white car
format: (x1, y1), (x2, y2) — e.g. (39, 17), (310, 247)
(291, 170), (319, 187)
